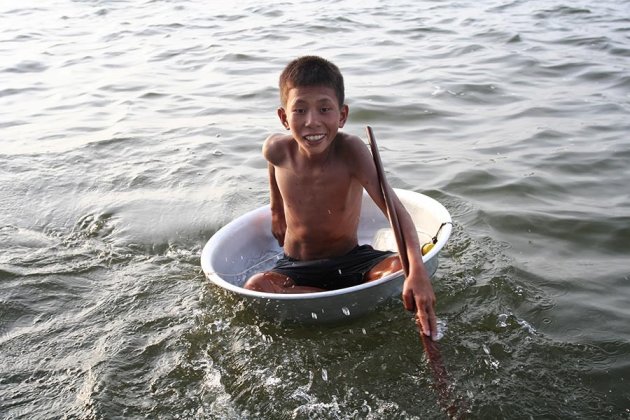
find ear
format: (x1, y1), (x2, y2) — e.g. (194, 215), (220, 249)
(277, 107), (289, 130)
(338, 104), (349, 128)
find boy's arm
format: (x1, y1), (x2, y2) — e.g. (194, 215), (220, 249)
(389, 186), (437, 339)
(263, 134), (288, 247)
(268, 163), (286, 246)
(347, 135), (437, 339)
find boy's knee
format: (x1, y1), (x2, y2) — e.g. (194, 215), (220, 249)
(243, 271), (293, 292)
(367, 254), (403, 280)
(243, 272), (271, 291)
(385, 254), (402, 273)
(243, 273), (261, 291)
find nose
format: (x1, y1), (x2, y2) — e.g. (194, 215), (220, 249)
(304, 110), (319, 127)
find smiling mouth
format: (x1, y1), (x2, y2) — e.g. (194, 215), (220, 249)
(304, 134), (325, 142)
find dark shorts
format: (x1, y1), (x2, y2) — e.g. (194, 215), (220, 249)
(269, 244), (396, 290)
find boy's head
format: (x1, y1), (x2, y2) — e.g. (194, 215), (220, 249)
(279, 56), (345, 108)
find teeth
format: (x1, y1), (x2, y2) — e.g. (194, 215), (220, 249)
(305, 134), (325, 142)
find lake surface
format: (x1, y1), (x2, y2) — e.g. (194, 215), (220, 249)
(1, 0), (629, 418)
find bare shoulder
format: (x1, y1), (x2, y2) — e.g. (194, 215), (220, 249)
(335, 132), (375, 172)
(262, 133), (293, 165)
(335, 132), (366, 151)
(333, 131), (383, 199)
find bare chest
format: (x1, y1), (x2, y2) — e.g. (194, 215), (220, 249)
(276, 163), (354, 209)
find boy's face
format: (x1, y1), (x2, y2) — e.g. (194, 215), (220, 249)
(277, 85), (348, 156)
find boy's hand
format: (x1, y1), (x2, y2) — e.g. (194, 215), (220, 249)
(271, 212), (286, 246)
(402, 270), (437, 340)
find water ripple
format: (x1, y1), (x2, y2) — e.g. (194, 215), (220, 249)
(1, 0), (629, 417)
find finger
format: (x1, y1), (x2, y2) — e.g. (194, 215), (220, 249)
(416, 307), (431, 337)
(402, 291), (415, 312)
(427, 305), (438, 341)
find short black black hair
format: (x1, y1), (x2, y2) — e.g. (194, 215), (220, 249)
(279, 56), (345, 108)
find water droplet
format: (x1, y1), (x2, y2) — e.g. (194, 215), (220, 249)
(517, 318), (536, 334)
(361, 328), (367, 335)
(311, 312), (318, 320)
(342, 307), (350, 316)
(435, 319), (447, 340)
(338, 269), (342, 275)
(212, 149), (223, 156)
(321, 368), (328, 381)
(464, 276), (477, 286)
(497, 313), (508, 328)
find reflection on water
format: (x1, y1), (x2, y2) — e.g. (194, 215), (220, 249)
(1, 0), (629, 417)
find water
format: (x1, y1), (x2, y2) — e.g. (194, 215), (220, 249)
(1, 0), (629, 417)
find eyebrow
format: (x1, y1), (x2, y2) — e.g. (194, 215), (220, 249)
(292, 97), (335, 105)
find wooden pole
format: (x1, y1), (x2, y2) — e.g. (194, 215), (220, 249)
(366, 126), (465, 418)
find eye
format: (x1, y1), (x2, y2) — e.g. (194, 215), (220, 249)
(293, 108), (305, 114)
(320, 107), (332, 113)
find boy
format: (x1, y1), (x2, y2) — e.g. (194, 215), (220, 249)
(243, 56), (437, 339)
